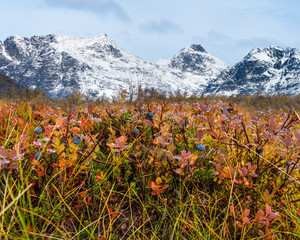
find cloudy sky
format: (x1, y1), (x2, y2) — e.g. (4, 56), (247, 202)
(1, 0), (300, 65)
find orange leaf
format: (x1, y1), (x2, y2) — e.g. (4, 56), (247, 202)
(243, 177), (249, 186)
(156, 177), (162, 184)
(221, 166), (235, 179)
(55, 117), (64, 127)
(59, 159), (66, 168)
(96, 172), (104, 182)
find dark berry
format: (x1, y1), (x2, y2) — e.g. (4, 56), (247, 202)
(226, 108), (233, 113)
(35, 152), (43, 160)
(256, 147), (263, 154)
(132, 128), (139, 135)
(34, 127), (43, 134)
(113, 150), (120, 156)
(195, 144), (205, 151)
(286, 161), (292, 167)
(147, 112), (154, 118)
(182, 119), (189, 126)
(73, 136), (81, 145)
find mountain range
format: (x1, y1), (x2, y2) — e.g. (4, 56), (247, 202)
(0, 34), (299, 99)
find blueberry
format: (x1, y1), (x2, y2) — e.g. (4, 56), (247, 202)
(182, 119), (189, 126)
(34, 127), (42, 134)
(147, 112), (154, 118)
(256, 147), (263, 154)
(227, 108), (233, 113)
(119, 118), (124, 123)
(35, 152), (43, 160)
(132, 128), (139, 135)
(195, 144), (205, 151)
(73, 136), (81, 145)
(286, 161), (292, 167)
(113, 150), (120, 156)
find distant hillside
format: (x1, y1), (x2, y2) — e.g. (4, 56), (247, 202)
(0, 72), (24, 97)
(0, 72), (51, 101)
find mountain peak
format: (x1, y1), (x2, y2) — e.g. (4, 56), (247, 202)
(179, 44), (207, 54)
(190, 44), (206, 53)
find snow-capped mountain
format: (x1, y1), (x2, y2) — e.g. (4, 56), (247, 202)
(0, 34), (227, 99)
(205, 46), (300, 96)
(157, 44), (227, 80)
(0, 34), (299, 99)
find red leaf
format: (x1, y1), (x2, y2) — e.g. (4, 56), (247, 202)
(207, 131), (217, 138)
(218, 136), (231, 141)
(247, 162), (257, 171)
(44, 125), (52, 137)
(198, 115), (208, 122)
(266, 205), (272, 215)
(237, 168), (243, 176)
(248, 173), (259, 178)
(88, 103), (93, 115)
(143, 119), (153, 127)
(158, 137), (167, 145)
(244, 209), (250, 217)
(0, 147), (9, 158)
(8, 150), (17, 159)
(196, 130), (203, 141)
(257, 209), (264, 217)
(70, 108), (78, 120)
(242, 167), (248, 176)
(243, 217), (251, 224)
(106, 143), (118, 148)
(269, 117), (277, 132)
(222, 108), (231, 119)
(258, 230), (264, 236)
(150, 181), (158, 191)
(174, 168), (183, 175)
(115, 136), (127, 147)
(229, 205), (235, 215)
(282, 135), (293, 146)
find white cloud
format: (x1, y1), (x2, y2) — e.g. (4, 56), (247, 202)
(139, 19), (183, 35)
(44, 0), (129, 21)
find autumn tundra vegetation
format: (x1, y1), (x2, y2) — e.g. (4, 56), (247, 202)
(0, 89), (300, 239)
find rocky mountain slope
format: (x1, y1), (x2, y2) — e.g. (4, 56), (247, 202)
(0, 34), (299, 99)
(0, 34), (227, 99)
(205, 46), (300, 96)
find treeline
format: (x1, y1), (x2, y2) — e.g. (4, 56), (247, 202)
(1, 83), (300, 112)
